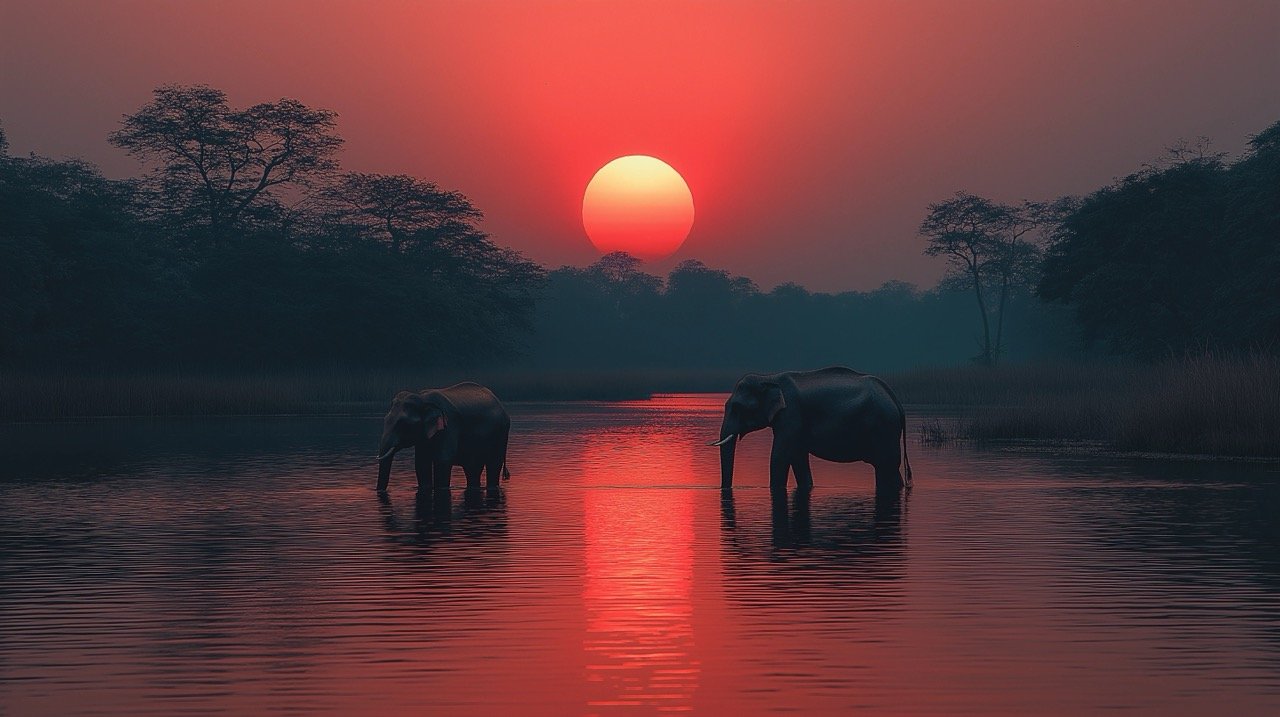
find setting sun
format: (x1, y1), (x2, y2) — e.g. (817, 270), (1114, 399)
(582, 155), (694, 260)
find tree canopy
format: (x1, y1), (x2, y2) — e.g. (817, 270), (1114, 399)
(108, 85), (343, 240)
(1038, 121), (1280, 358)
(1, 85), (543, 369)
(3, 86), (1273, 373)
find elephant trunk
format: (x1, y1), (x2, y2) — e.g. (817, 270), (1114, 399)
(716, 415), (739, 491)
(376, 432), (398, 491)
(719, 438), (737, 491)
(377, 455), (393, 492)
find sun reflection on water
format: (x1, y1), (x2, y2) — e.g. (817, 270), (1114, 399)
(581, 432), (700, 714)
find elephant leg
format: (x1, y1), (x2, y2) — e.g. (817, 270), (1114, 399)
(433, 460), (452, 491)
(769, 441), (792, 493)
(792, 453), (814, 492)
(770, 490), (791, 546)
(464, 463), (483, 491)
(874, 463), (904, 493)
(486, 434), (508, 491)
(485, 457), (503, 491)
(414, 448), (433, 492)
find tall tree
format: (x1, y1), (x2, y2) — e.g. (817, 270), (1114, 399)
(921, 192), (1044, 364)
(109, 85), (342, 240)
(1036, 135), (1270, 358)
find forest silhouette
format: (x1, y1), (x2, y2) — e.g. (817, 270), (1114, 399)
(1, 85), (1277, 375)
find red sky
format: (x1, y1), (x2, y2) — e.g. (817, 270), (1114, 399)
(2, 0), (1277, 291)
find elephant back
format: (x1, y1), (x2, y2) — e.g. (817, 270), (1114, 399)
(427, 382), (507, 421)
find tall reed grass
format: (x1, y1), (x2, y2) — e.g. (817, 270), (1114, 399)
(889, 353), (1279, 457)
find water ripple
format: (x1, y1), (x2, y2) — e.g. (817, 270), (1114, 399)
(1, 399), (1279, 715)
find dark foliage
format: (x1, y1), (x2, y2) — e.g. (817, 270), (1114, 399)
(1038, 120), (1280, 359)
(5, 85), (1272, 376)
(530, 254), (1077, 373)
(0, 86), (543, 369)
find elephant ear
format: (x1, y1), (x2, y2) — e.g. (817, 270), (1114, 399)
(425, 413), (447, 439)
(422, 400), (460, 462)
(762, 382), (787, 424)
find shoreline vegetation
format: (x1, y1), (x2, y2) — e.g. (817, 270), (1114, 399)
(908, 353), (1279, 459)
(4, 352), (1276, 459)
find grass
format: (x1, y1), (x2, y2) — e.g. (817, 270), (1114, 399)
(889, 353), (1280, 458)
(3, 353), (1276, 457)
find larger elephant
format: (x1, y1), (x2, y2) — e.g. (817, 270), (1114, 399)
(377, 382), (511, 492)
(711, 367), (912, 493)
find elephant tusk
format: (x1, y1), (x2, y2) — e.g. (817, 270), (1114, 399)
(709, 435), (737, 447)
(376, 447), (396, 461)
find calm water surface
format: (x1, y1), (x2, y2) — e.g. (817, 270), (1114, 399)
(2, 395), (1279, 715)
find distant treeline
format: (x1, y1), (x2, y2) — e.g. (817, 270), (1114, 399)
(0, 85), (1276, 373)
(530, 254), (1075, 372)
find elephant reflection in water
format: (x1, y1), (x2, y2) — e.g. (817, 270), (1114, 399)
(377, 488), (507, 552)
(720, 489), (907, 574)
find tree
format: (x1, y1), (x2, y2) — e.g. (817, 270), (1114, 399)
(0, 152), (181, 363)
(921, 192), (1044, 364)
(109, 85), (342, 240)
(667, 259), (758, 302)
(320, 172), (482, 254)
(1036, 127), (1280, 358)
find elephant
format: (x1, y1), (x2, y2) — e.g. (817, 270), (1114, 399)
(376, 382), (511, 493)
(711, 366), (912, 494)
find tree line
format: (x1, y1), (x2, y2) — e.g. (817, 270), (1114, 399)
(529, 253), (1073, 372)
(0, 86), (542, 368)
(1, 84), (1275, 372)
(920, 123), (1279, 363)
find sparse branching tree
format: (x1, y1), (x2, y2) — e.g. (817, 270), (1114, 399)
(1162, 136), (1226, 167)
(921, 192), (1002, 363)
(921, 192), (1047, 364)
(109, 85), (342, 240)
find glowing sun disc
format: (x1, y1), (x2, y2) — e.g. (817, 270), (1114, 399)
(582, 155), (694, 260)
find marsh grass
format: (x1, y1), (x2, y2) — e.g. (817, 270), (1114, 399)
(892, 353), (1280, 457)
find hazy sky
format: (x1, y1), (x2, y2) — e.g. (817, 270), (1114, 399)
(2, 0), (1277, 291)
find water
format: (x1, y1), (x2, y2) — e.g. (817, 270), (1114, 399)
(2, 395), (1279, 715)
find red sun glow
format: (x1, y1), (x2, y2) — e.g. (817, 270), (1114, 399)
(582, 155), (695, 260)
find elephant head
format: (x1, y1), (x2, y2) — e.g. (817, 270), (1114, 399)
(376, 391), (448, 491)
(711, 374), (787, 490)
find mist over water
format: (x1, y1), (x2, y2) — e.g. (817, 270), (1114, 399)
(2, 396), (1279, 715)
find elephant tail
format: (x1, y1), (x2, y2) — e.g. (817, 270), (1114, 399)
(502, 464), (511, 481)
(901, 411), (913, 489)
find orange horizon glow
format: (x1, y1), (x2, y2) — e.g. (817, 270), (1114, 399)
(582, 155), (695, 261)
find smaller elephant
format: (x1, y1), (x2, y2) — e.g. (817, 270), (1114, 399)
(377, 382), (511, 493)
(711, 367), (912, 493)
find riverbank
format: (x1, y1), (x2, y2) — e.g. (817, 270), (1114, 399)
(3, 354), (1276, 457)
(904, 353), (1279, 458)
